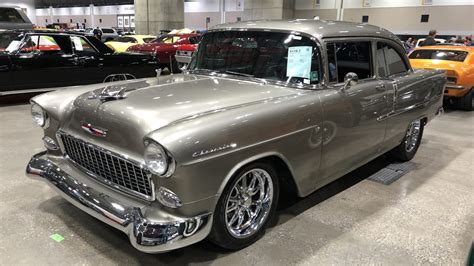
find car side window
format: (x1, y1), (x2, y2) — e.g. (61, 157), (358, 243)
(19, 35), (72, 55)
(189, 36), (201, 44)
(71, 36), (98, 56)
(326, 41), (372, 83)
(377, 42), (408, 77)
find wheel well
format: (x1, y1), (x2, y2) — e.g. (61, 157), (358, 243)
(257, 156), (299, 198)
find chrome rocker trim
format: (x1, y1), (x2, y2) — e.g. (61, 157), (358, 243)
(445, 84), (465, 90)
(26, 151), (212, 253)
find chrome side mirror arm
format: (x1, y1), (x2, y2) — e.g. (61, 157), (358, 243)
(342, 72), (359, 91)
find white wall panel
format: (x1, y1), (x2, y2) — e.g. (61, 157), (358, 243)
(185, 0), (220, 13)
(343, 0), (473, 8)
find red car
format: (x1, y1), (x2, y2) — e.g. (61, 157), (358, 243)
(175, 43), (199, 69)
(127, 33), (201, 72)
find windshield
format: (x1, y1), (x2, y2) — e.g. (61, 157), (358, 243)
(115, 36), (137, 43)
(0, 32), (23, 52)
(151, 34), (184, 44)
(409, 49), (468, 62)
(189, 31), (321, 85)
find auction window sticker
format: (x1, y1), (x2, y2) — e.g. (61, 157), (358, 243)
(287, 46), (312, 81)
(71, 36), (84, 51)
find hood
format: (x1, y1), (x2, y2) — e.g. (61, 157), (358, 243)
(128, 42), (175, 52)
(61, 74), (298, 157)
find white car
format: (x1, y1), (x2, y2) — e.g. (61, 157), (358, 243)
(415, 38), (446, 47)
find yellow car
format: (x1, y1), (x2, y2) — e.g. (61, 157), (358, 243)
(105, 35), (156, 52)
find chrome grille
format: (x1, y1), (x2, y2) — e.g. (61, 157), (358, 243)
(59, 132), (153, 200)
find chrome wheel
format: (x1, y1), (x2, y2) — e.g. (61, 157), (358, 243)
(405, 119), (421, 152)
(224, 168), (274, 238)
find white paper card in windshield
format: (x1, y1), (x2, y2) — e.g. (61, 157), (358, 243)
(287, 46), (312, 79)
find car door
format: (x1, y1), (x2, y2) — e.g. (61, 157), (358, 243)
(10, 34), (82, 90)
(70, 35), (105, 84)
(375, 41), (432, 150)
(0, 53), (12, 93)
(319, 40), (390, 181)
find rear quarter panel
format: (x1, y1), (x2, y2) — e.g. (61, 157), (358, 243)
(382, 69), (445, 150)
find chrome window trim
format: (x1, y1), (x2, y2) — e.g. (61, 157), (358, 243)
(56, 130), (155, 201)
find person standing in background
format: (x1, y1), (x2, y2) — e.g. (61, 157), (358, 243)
(404, 37), (414, 53)
(93, 26), (102, 41)
(420, 30), (437, 46)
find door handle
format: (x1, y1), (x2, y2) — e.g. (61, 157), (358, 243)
(375, 84), (385, 91)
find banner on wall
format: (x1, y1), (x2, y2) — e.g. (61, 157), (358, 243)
(117, 16), (123, 27)
(236, 0), (244, 11)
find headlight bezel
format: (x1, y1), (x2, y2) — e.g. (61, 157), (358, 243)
(144, 139), (175, 178)
(30, 102), (49, 128)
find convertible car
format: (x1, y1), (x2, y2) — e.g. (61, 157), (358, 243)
(409, 45), (473, 110)
(0, 30), (159, 95)
(27, 20), (445, 253)
(126, 33), (201, 72)
(105, 35), (156, 52)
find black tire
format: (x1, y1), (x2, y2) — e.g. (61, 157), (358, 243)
(387, 119), (424, 162)
(208, 161), (279, 250)
(457, 89), (473, 111)
(170, 59), (181, 73)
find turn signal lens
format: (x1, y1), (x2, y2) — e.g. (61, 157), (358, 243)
(157, 187), (182, 208)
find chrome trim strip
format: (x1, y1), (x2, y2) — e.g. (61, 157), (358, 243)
(445, 84), (465, 90)
(56, 130), (155, 201)
(26, 151), (212, 253)
(377, 95), (442, 121)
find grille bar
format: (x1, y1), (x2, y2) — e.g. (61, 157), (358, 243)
(58, 132), (153, 200)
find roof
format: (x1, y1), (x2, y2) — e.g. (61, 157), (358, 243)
(211, 19), (399, 42)
(414, 45), (474, 53)
(1, 29), (85, 36)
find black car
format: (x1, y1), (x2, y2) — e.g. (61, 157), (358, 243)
(0, 30), (159, 95)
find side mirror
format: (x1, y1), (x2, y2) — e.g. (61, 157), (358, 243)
(343, 72), (359, 91)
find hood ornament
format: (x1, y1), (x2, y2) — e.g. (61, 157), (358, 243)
(88, 85), (128, 102)
(81, 123), (108, 137)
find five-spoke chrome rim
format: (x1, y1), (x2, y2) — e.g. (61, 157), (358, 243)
(405, 119), (421, 152)
(224, 168), (274, 238)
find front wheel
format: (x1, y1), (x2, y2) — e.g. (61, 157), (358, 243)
(208, 162), (279, 250)
(387, 118), (424, 162)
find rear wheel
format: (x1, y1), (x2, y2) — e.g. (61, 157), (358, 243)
(208, 162), (279, 250)
(457, 89), (473, 111)
(387, 119), (424, 162)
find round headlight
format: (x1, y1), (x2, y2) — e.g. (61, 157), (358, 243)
(31, 103), (47, 127)
(144, 141), (169, 176)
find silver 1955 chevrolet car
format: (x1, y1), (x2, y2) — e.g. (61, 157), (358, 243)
(26, 20), (446, 253)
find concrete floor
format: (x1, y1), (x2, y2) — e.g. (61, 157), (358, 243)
(0, 102), (472, 265)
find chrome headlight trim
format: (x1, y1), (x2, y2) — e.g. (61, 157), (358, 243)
(30, 103), (49, 128)
(144, 139), (176, 178)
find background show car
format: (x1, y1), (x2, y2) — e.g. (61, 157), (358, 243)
(26, 20), (445, 253)
(175, 43), (198, 69)
(0, 30), (159, 95)
(415, 38), (446, 47)
(105, 35), (156, 52)
(85, 27), (119, 42)
(0, 6), (33, 30)
(127, 33), (201, 72)
(409, 45), (473, 110)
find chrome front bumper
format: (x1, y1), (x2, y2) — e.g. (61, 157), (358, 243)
(175, 55), (192, 64)
(26, 151), (212, 253)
